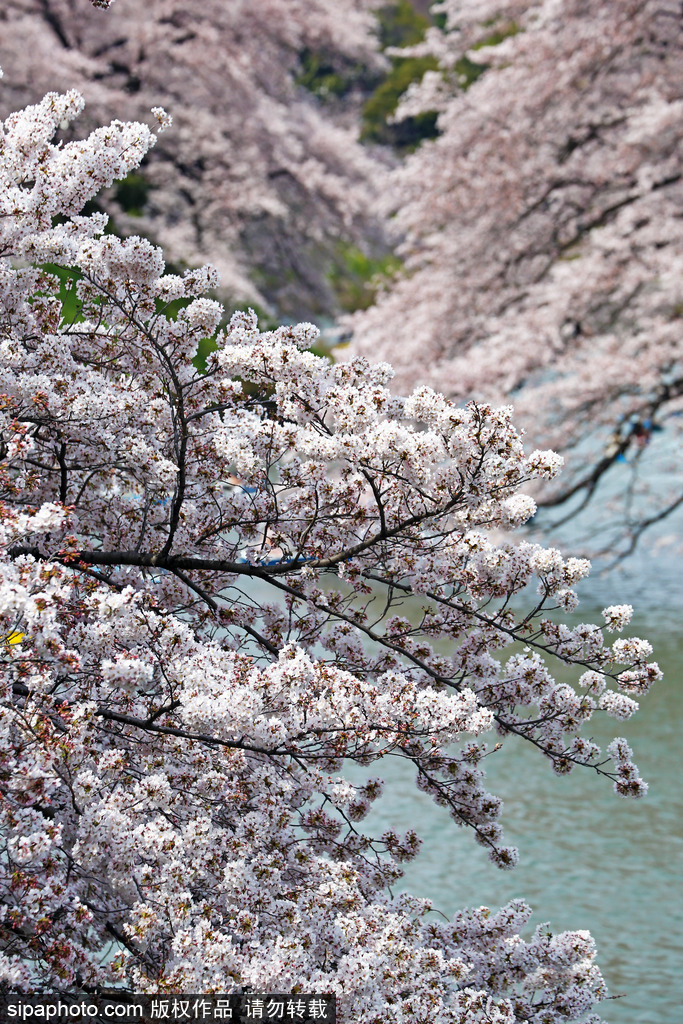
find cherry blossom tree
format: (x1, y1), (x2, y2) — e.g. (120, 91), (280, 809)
(348, 0), (683, 558)
(0, 80), (663, 1022)
(0, 0), (386, 319)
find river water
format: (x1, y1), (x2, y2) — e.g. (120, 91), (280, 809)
(347, 603), (681, 1024)
(240, 525), (682, 1021)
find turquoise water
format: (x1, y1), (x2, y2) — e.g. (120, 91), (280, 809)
(346, 614), (682, 1023)
(243, 539), (682, 1021)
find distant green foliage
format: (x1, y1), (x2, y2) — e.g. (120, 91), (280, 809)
(114, 171), (151, 217)
(361, 55), (439, 150)
(42, 264), (84, 325)
(376, 0), (431, 48)
(295, 3), (449, 150)
(328, 242), (401, 313)
(193, 336), (218, 373)
(455, 20), (521, 88)
(296, 48), (378, 102)
(475, 19), (521, 48)
(361, 1), (440, 151)
(296, 49), (353, 99)
(452, 55), (488, 90)
(361, 7), (521, 149)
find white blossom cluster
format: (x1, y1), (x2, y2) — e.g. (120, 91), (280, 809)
(0, 88), (661, 1022)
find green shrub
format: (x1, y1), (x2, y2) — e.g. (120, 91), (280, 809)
(361, 54), (439, 149)
(361, 1), (440, 150)
(376, 0), (431, 48)
(114, 171), (152, 216)
(296, 49), (353, 99)
(328, 242), (401, 313)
